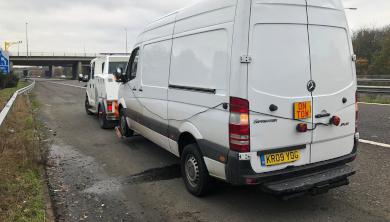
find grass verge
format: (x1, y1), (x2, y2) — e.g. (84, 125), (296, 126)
(0, 81), (29, 110)
(0, 93), (46, 221)
(358, 93), (390, 104)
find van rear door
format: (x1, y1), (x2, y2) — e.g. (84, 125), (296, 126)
(306, 1), (356, 163)
(246, 0), (313, 173)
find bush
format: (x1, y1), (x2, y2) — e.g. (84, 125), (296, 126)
(353, 26), (390, 76)
(0, 72), (20, 89)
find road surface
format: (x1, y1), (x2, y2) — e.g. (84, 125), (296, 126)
(35, 80), (390, 222)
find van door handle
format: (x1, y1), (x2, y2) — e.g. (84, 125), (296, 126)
(132, 87), (137, 91)
(315, 113), (331, 118)
(138, 88), (143, 92)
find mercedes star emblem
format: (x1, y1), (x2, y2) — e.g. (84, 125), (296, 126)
(307, 80), (316, 92)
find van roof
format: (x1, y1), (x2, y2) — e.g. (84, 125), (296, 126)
(135, 0), (344, 45)
(91, 55), (130, 63)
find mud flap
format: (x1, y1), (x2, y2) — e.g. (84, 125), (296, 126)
(115, 126), (123, 138)
(261, 165), (355, 199)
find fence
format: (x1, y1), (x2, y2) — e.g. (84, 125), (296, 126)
(0, 80), (36, 127)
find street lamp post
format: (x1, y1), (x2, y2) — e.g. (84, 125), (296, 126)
(17, 41), (22, 56)
(25, 22), (29, 58)
(125, 28), (128, 54)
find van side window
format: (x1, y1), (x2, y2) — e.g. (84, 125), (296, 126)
(142, 41), (171, 87)
(169, 30), (228, 91)
(127, 48), (140, 81)
(130, 48), (139, 80)
(102, 62), (105, 74)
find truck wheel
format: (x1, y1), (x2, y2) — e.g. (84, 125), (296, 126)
(119, 109), (134, 137)
(181, 143), (213, 196)
(98, 105), (113, 129)
(85, 96), (93, 115)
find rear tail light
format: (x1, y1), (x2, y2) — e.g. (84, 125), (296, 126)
(229, 97), (250, 153)
(107, 101), (113, 113)
(355, 93), (359, 132)
(330, 116), (341, 126)
(296, 123), (308, 133)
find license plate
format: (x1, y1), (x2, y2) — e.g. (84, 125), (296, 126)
(261, 150), (300, 166)
(294, 101), (311, 119)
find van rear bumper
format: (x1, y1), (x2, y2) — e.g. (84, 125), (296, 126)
(261, 164), (355, 198)
(225, 140), (358, 191)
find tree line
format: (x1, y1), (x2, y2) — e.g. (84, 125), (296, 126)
(353, 26), (390, 76)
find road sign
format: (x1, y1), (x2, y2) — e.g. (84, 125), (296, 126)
(0, 49), (10, 74)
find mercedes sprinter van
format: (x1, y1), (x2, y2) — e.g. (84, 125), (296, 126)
(116, 0), (358, 197)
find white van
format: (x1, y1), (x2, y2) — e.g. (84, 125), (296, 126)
(116, 0), (358, 197)
(85, 54), (129, 129)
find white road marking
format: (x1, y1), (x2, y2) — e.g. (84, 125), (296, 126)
(48, 81), (87, 89)
(358, 102), (390, 106)
(359, 139), (390, 148)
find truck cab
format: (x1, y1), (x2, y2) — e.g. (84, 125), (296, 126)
(85, 54), (129, 129)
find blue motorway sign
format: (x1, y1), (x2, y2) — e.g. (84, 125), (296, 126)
(0, 50), (10, 74)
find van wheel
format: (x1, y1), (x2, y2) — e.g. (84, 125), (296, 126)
(181, 143), (212, 196)
(85, 96), (93, 115)
(98, 105), (113, 129)
(119, 109), (134, 137)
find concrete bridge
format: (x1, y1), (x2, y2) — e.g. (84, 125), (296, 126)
(9, 52), (97, 79)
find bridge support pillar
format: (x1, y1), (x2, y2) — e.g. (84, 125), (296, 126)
(48, 65), (54, 78)
(77, 61), (82, 77)
(72, 63), (78, 80)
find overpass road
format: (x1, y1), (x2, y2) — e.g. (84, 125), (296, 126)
(35, 80), (389, 222)
(10, 54), (95, 79)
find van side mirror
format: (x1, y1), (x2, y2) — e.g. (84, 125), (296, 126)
(82, 75), (89, 82)
(78, 74), (83, 81)
(114, 67), (127, 83)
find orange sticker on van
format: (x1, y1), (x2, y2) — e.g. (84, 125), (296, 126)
(293, 101), (312, 119)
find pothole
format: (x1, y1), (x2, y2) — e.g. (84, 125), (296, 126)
(126, 164), (181, 185)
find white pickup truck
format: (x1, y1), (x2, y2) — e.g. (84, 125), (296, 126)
(85, 54), (129, 129)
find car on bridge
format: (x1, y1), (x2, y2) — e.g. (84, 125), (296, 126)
(85, 54), (129, 129)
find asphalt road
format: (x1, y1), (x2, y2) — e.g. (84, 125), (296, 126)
(35, 80), (390, 222)
(359, 103), (390, 144)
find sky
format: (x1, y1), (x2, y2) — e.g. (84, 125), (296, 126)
(0, 0), (389, 55)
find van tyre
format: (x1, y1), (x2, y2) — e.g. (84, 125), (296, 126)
(181, 143), (213, 196)
(85, 96), (93, 115)
(119, 109), (134, 137)
(98, 105), (113, 129)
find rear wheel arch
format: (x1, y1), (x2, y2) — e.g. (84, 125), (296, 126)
(178, 132), (199, 157)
